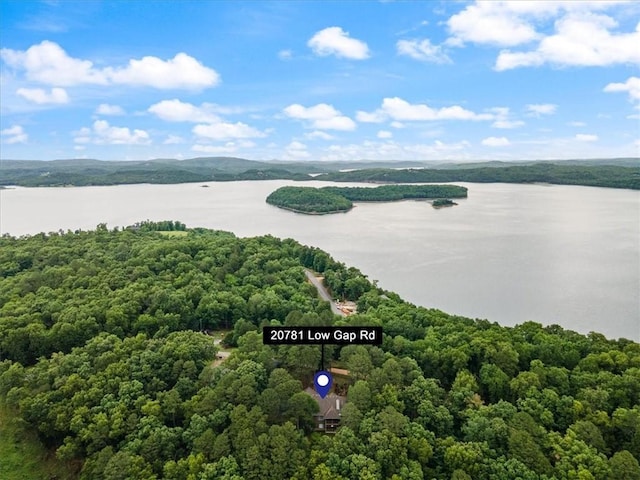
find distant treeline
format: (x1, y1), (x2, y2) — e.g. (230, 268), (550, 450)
(318, 163), (640, 190)
(1, 157), (638, 189)
(13, 168), (309, 187)
(0, 164), (308, 187)
(266, 184), (468, 214)
(130, 220), (187, 231)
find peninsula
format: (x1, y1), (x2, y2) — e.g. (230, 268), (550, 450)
(1, 224), (638, 480)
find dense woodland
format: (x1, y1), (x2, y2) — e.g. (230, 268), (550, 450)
(431, 199), (457, 208)
(1, 166), (308, 187)
(266, 185), (467, 214)
(1, 225), (639, 479)
(1, 157), (637, 190)
(322, 185), (467, 202)
(266, 186), (353, 214)
(318, 163), (640, 190)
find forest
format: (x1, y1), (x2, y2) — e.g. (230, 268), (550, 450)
(431, 199), (457, 208)
(322, 185), (467, 202)
(266, 185), (467, 214)
(317, 163), (640, 190)
(1, 157), (637, 190)
(266, 186), (353, 214)
(1, 225), (639, 479)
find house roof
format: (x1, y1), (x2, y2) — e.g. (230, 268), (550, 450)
(329, 367), (350, 377)
(304, 387), (346, 420)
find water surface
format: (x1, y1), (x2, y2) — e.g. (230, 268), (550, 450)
(1, 181), (638, 340)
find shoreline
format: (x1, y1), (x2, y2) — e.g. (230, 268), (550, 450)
(268, 204), (353, 215)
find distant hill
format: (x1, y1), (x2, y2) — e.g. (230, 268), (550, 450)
(318, 162), (640, 190)
(0, 157), (310, 186)
(1, 156), (637, 188)
(153, 156), (269, 173)
(431, 158), (639, 169)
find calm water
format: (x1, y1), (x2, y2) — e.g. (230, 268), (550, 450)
(1, 181), (638, 341)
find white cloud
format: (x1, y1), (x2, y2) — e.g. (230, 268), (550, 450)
(489, 107), (524, 128)
(575, 133), (598, 142)
(377, 130), (393, 139)
(501, 133), (635, 159)
(396, 38), (451, 63)
(446, 2), (541, 47)
(288, 141), (306, 150)
(604, 76), (640, 103)
(151, 100), (265, 142)
(482, 136), (510, 147)
(319, 139), (471, 161)
(1, 40), (107, 85)
(495, 13), (640, 70)
(93, 120), (150, 145)
(278, 49), (293, 60)
(16, 86), (68, 104)
(284, 103), (357, 131)
(429, 140), (470, 152)
(1, 41), (219, 89)
(105, 52), (219, 89)
(163, 135), (184, 145)
(360, 97), (494, 122)
(96, 103), (125, 115)
(526, 103), (557, 116)
(73, 127), (91, 144)
(74, 120), (150, 145)
(492, 119), (525, 129)
(356, 110), (386, 123)
(281, 105), (306, 118)
(192, 141), (255, 154)
(193, 121), (266, 140)
(390, 121), (405, 129)
(308, 27), (370, 60)
(442, 2), (639, 70)
(148, 99), (220, 123)
(315, 116), (357, 131)
(285, 140), (311, 159)
(1, 124), (28, 144)
(568, 121), (587, 127)
(305, 130), (334, 140)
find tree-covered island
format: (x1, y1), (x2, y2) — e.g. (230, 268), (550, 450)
(267, 184), (468, 214)
(431, 199), (458, 208)
(266, 186), (354, 214)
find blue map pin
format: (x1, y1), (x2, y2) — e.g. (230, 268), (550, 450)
(314, 370), (333, 398)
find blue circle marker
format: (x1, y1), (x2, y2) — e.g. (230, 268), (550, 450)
(314, 370), (333, 398)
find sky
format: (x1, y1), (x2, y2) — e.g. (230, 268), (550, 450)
(1, 0), (639, 162)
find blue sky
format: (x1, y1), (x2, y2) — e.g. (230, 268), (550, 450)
(1, 0), (639, 162)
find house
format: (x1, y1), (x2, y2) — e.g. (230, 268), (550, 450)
(304, 387), (346, 433)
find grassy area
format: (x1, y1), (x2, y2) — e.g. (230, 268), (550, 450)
(0, 400), (79, 480)
(157, 230), (189, 237)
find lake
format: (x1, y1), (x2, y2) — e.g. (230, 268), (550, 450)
(1, 180), (638, 341)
